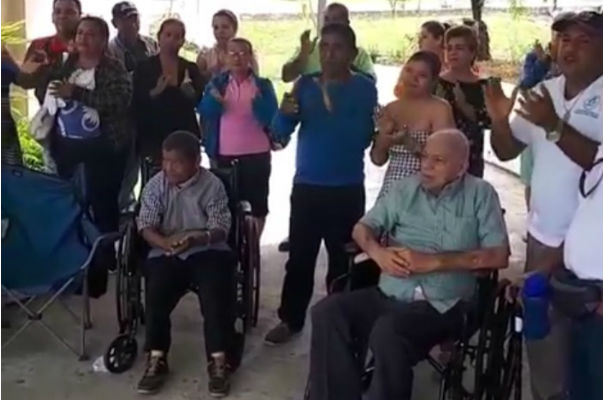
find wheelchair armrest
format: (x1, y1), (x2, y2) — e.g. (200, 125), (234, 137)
(344, 241), (371, 265)
(237, 200), (252, 215)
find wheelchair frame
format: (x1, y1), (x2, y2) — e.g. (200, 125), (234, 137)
(103, 159), (261, 373)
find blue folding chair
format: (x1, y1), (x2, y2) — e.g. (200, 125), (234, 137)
(1, 165), (120, 360)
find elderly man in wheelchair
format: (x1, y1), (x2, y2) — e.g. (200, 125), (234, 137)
(135, 131), (236, 397)
(306, 129), (510, 400)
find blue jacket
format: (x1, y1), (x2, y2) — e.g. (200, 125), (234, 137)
(197, 71), (280, 159)
(519, 51), (551, 90)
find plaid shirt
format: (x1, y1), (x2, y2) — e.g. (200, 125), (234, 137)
(54, 56), (134, 150)
(379, 130), (430, 198)
(137, 169), (231, 259)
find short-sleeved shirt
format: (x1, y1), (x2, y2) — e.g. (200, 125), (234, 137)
(287, 42), (375, 81)
(360, 174), (508, 313)
(137, 169), (232, 259)
(563, 146), (603, 281)
(510, 75), (603, 247)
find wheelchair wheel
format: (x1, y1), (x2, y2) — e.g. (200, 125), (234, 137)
(115, 220), (143, 335)
(240, 214), (260, 331)
(473, 281), (519, 400)
(104, 334), (138, 374)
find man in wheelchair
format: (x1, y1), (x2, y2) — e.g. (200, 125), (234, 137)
(307, 129), (510, 400)
(135, 131), (235, 397)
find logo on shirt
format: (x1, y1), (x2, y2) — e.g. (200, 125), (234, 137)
(575, 95), (601, 119)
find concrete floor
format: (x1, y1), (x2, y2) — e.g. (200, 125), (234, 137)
(2, 66), (532, 399)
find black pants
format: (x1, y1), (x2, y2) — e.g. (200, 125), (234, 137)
(144, 250), (236, 360)
(309, 288), (464, 400)
(52, 135), (126, 234)
(278, 184), (365, 331)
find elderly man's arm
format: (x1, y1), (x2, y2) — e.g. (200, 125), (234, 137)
(138, 177), (171, 252)
(200, 180), (231, 245)
(353, 188), (411, 277)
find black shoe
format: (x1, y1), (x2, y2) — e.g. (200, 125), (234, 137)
(208, 357), (230, 398)
(278, 237), (290, 253)
(137, 353), (169, 395)
(264, 322), (300, 346)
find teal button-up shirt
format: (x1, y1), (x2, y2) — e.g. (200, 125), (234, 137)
(361, 174), (508, 313)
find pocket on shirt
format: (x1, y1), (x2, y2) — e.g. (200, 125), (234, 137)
(445, 215), (479, 251)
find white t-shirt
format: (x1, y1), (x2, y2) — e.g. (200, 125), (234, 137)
(510, 75), (603, 247)
(563, 146), (603, 280)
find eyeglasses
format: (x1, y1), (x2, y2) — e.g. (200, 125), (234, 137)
(228, 50), (249, 58)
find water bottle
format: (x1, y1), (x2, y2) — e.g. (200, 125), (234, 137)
(522, 273), (551, 340)
(92, 355), (109, 373)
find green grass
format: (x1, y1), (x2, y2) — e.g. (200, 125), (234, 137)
(238, 14), (549, 98)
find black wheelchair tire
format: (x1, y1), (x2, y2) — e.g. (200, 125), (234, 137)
(241, 214), (260, 332)
(104, 334), (138, 374)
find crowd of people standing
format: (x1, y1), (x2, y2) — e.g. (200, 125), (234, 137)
(1, 1), (602, 399)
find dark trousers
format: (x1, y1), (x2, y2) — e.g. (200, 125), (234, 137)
(568, 313), (603, 400)
(309, 288), (464, 400)
(52, 135), (126, 234)
(144, 250), (236, 359)
(278, 184), (365, 330)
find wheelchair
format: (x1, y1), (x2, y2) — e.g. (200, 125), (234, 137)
(305, 249), (523, 400)
(103, 159), (261, 373)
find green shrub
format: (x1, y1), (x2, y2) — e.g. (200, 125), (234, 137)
(13, 113), (43, 170)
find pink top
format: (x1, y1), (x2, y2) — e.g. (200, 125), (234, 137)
(219, 75), (270, 156)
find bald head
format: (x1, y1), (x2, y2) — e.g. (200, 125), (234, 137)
(420, 129), (470, 193)
(324, 3), (350, 26)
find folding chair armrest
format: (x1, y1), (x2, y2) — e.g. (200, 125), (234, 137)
(81, 232), (122, 270)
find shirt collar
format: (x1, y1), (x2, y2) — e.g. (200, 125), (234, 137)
(169, 169), (202, 191)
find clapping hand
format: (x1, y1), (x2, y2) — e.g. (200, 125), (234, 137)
(484, 78), (514, 122)
(300, 30), (317, 58)
(515, 85), (559, 132)
(21, 50), (49, 74)
(150, 75), (172, 98)
(48, 79), (75, 99)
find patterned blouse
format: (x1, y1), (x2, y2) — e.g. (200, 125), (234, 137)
(379, 130), (430, 198)
(436, 79), (491, 178)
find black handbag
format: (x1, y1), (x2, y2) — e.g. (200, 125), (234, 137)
(550, 268), (602, 319)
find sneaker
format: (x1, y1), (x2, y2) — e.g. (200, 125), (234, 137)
(264, 322), (299, 345)
(278, 238), (290, 253)
(137, 353), (169, 395)
(208, 356), (230, 398)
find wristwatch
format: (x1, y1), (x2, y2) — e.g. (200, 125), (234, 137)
(545, 115), (564, 143)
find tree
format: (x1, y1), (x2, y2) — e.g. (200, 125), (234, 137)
(386, 0), (406, 18)
(470, 0), (485, 22)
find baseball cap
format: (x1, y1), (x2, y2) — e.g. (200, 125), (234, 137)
(552, 10), (603, 36)
(112, 2), (139, 19)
